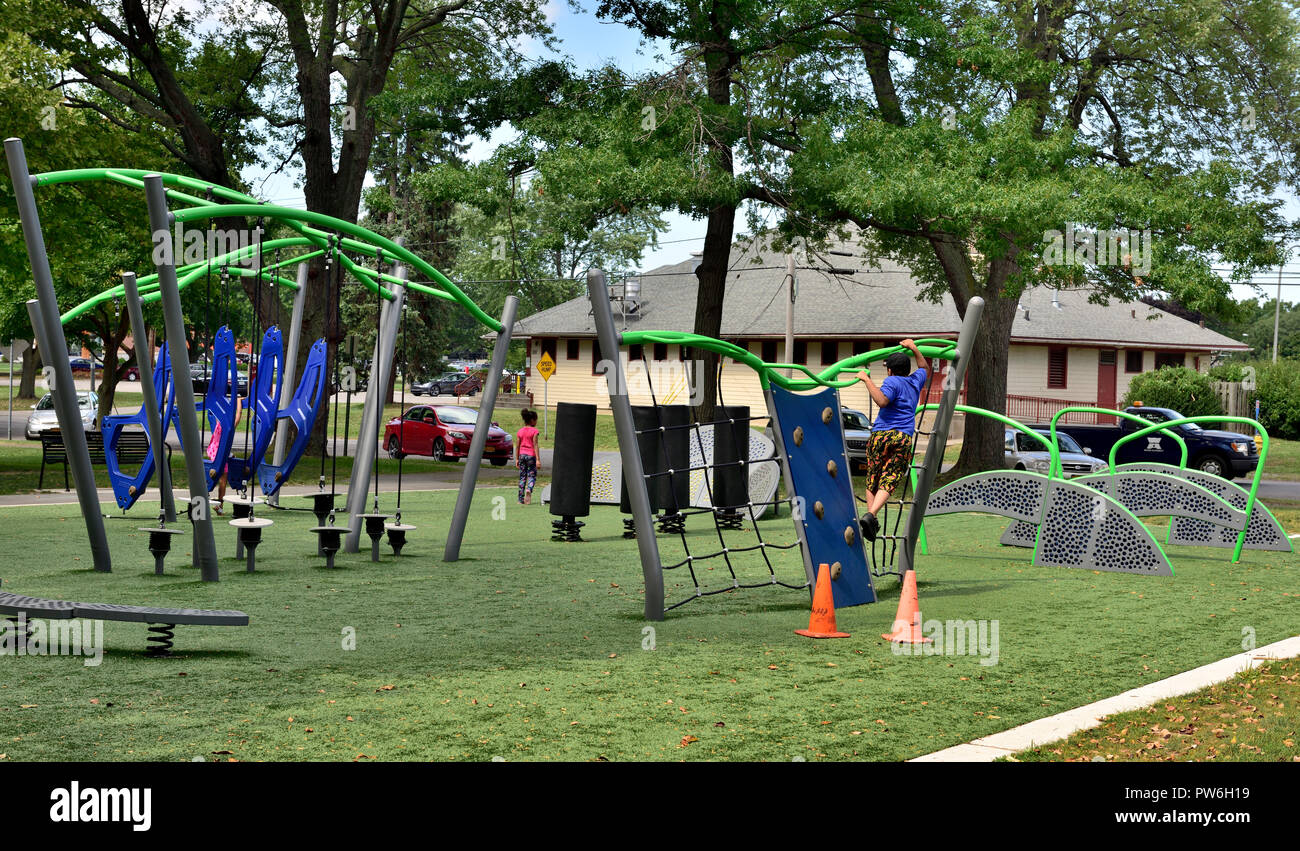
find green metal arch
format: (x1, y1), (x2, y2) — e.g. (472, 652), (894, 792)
(1112, 415), (1269, 563)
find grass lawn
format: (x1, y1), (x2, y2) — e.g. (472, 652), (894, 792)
(1012, 658), (1300, 762)
(0, 489), (1295, 761)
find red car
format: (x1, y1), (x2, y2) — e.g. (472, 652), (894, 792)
(384, 405), (513, 464)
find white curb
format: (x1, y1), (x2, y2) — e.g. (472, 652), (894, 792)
(910, 635), (1300, 762)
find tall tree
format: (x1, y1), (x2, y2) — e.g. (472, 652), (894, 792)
(13, 0), (555, 447)
(786, 0), (1300, 477)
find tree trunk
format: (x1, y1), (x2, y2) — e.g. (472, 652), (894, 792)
(692, 204), (736, 423)
(19, 342), (39, 399)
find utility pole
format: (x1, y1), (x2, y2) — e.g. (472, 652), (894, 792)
(1272, 243), (1284, 364)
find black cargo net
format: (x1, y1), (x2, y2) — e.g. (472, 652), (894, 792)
(633, 351), (807, 612)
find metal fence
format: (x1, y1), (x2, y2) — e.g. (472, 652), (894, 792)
(1004, 393), (1100, 424)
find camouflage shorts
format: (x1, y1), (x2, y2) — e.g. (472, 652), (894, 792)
(863, 429), (914, 495)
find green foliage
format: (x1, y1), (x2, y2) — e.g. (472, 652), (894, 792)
(1120, 366), (1224, 418)
(1248, 360), (1300, 440)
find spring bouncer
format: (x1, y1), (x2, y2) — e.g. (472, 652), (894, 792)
(619, 406), (661, 538)
(550, 402), (596, 542)
(711, 406), (750, 530)
(654, 405), (692, 534)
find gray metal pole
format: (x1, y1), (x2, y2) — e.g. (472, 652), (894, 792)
(343, 263), (396, 515)
(267, 262), (309, 506)
(897, 296), (984, 575)
(443, 295), (518, 562)
(7, 138), (112, 572)
(589, 269), (665, 620)
(344, 264), (406, 553)
(122, 273), (175, 522)
(143, 174), (219, 580)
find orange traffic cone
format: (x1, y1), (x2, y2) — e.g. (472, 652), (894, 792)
(882, 569), (931, 644)
(796, 563), (850, 639)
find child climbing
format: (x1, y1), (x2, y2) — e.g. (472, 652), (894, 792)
(855, 338), (929, 541)
(516, 408), (542, 504)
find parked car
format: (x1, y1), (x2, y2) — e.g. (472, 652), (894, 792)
(1005, 428), (1108, 477)
(1040, 405), (1258, 480)
(383, 405), (512, 464)
(190, 364), (249, 396)
(841, 407), (872, 474)
(412, 371), (482, 397)
(26, 391), (99, 439)
(68, 357), (103, 373)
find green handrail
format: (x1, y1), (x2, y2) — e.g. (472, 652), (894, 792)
(619, 331), (958, 392)
(1048, 407), (1188, 478)
(1111, 416), (1268, 563)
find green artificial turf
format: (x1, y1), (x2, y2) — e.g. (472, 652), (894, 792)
(0, 489), (1295, 762)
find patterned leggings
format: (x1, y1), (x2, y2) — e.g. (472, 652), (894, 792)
(517, 454), (537, 502)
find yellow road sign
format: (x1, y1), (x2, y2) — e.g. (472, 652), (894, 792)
(536, 352), (556, 382)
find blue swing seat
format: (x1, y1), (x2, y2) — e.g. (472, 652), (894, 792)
(258, 338), (328, 496)
(103, 342), (178, 511)
(227, 327), (285, 491)
(172, 326), (239, 492)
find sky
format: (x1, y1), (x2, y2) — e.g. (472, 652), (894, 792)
(244, 2), (1300, 305)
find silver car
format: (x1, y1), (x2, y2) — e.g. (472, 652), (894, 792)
(842, 407), (872, 474)
(1005, 428), (1107, 477)
(26, 391), (99, 439)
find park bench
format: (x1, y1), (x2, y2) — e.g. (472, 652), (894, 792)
(0, 580), (248, 657)
(39, 429), (162, 491)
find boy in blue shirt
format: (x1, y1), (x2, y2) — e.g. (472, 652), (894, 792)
(854, 339), (929, 541)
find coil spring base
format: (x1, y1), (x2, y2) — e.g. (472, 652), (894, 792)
(622, 518), (637, 539)
(551, 516), (585, 542)
(714, 510), (745, 531)
(146, 623), (176, 657)
(656, 513), (686, 535)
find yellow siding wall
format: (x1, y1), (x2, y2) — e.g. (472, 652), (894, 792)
(528, 337), (1200, 418)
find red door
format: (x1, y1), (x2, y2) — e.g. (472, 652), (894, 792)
(1097, 350), (1117, 424)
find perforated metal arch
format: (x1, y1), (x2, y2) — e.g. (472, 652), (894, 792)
(1075, 471), (1246, 530)
(928, 471), (1173, 576)
(1115, 463), (1292, 552)
(1035, 481), (1173, 576)
(927, 470), (1047, 522)
(1000, 519), (1038, 548)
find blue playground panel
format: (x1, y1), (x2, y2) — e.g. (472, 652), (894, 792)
(769, 384), (875, 608)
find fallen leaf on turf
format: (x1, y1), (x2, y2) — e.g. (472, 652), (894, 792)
(89, 699), (99, 705)
(19, 705), (37, 709)
(678, 736), (698, 748)
(377, 685), (395, 691)
(212, 750), (233, 755)
(768, 665), (778, 670)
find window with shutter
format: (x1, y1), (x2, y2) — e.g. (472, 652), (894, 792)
(1047, 347), (1068, 389)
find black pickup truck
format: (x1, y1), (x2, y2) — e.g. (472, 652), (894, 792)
(1037, 406), (1259, 480)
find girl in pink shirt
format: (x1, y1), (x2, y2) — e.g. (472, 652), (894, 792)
(516, 409), (542, 504)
